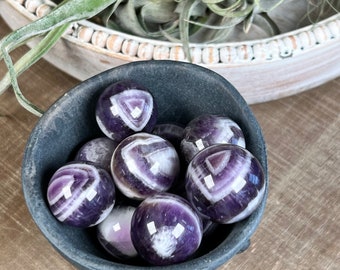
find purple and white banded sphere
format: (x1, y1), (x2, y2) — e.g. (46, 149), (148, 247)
(181, 114), (246, 162)
(97, 205), (138, 260)
(111, 133), (180, 200)
(96, 80), (158, 142)
(74, 137), (118, 171)
(47, 162), (116, 228)
(131, 193), (203, 266)
(185, 144), (265, 224)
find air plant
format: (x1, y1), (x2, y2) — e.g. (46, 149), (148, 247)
(0, 0), (338, 116)
(97, 0), (284, 44)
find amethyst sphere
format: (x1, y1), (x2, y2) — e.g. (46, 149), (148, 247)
(74, 137), (118, 171)
(111, 133), (180, 200)
(152, 123), (185, 149)
(47, 162), (116, 228)
(97, 205), (138, 260)
(95, 80), (157, 142)
(131, 193), (203, 266)
(181, 114), (246, 162)
(185, 144), (265, 224)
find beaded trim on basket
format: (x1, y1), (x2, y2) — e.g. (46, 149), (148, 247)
(12, 0), (340, 65)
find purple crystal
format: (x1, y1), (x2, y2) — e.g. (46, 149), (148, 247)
(111, 133), (180, 200)
(152, 123), (185, 149)
(185, 144), (265, 224)
(130, 193), (203, 266)
(181, 114), (246, 162)
(74, 137), (118, 171)
(95, 80), (158, 142)
(97, 205), (138, 260)
(47, 162), (116, 228)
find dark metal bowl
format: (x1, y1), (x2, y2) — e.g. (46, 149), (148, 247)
(22, 60), (268, 270)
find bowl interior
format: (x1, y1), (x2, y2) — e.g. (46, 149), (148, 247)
(22, 60), (267, 269)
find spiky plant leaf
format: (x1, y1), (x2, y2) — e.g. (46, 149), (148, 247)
(255, 0), (286, 12)
(140, 1), (177, 24)
(99, 0), (125, 27)
(113, 0), (149, 36)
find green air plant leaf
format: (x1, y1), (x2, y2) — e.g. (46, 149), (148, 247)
(1, 24), (71, 116)
(99, 0), (125, 27)
(0, 0), (120, 116)
(303, 0), (340, 25)
(187, 14), (244, 43)
(204, 0), (250, 17)
(139, 1), (179, 38)
(178, 0), (204, 61)
(140, 1), (177, 24)
(0, 24), (70, 96)
(255, 0), (285, 12)
(255, 12), (281, 36)
(243, 8), (255, 33)
(243, 10), (280, 35)
(1, 0), (117, 58)
(112, 0), (149, 37)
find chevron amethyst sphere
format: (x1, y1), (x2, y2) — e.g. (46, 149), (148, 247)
(152, 123), (185, 149)
(111, 133), (180, 200)
(185, 144), (265, 224)
(181, 114), (246, 162)
(74, 137), (118, 171)
(95, 80), (157, 142)
(130, 193), (203, 266)
(47, 162), (116, 228)
(97, 205), (138, 260)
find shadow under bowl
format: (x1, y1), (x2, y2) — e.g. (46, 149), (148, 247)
(22, 60), (268, 270)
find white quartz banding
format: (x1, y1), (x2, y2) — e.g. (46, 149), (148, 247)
(109, 89), (153, 131)
(117, 136), (177, 194)
(49, 164), (102, 222)
(190, 149), (252, 203)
